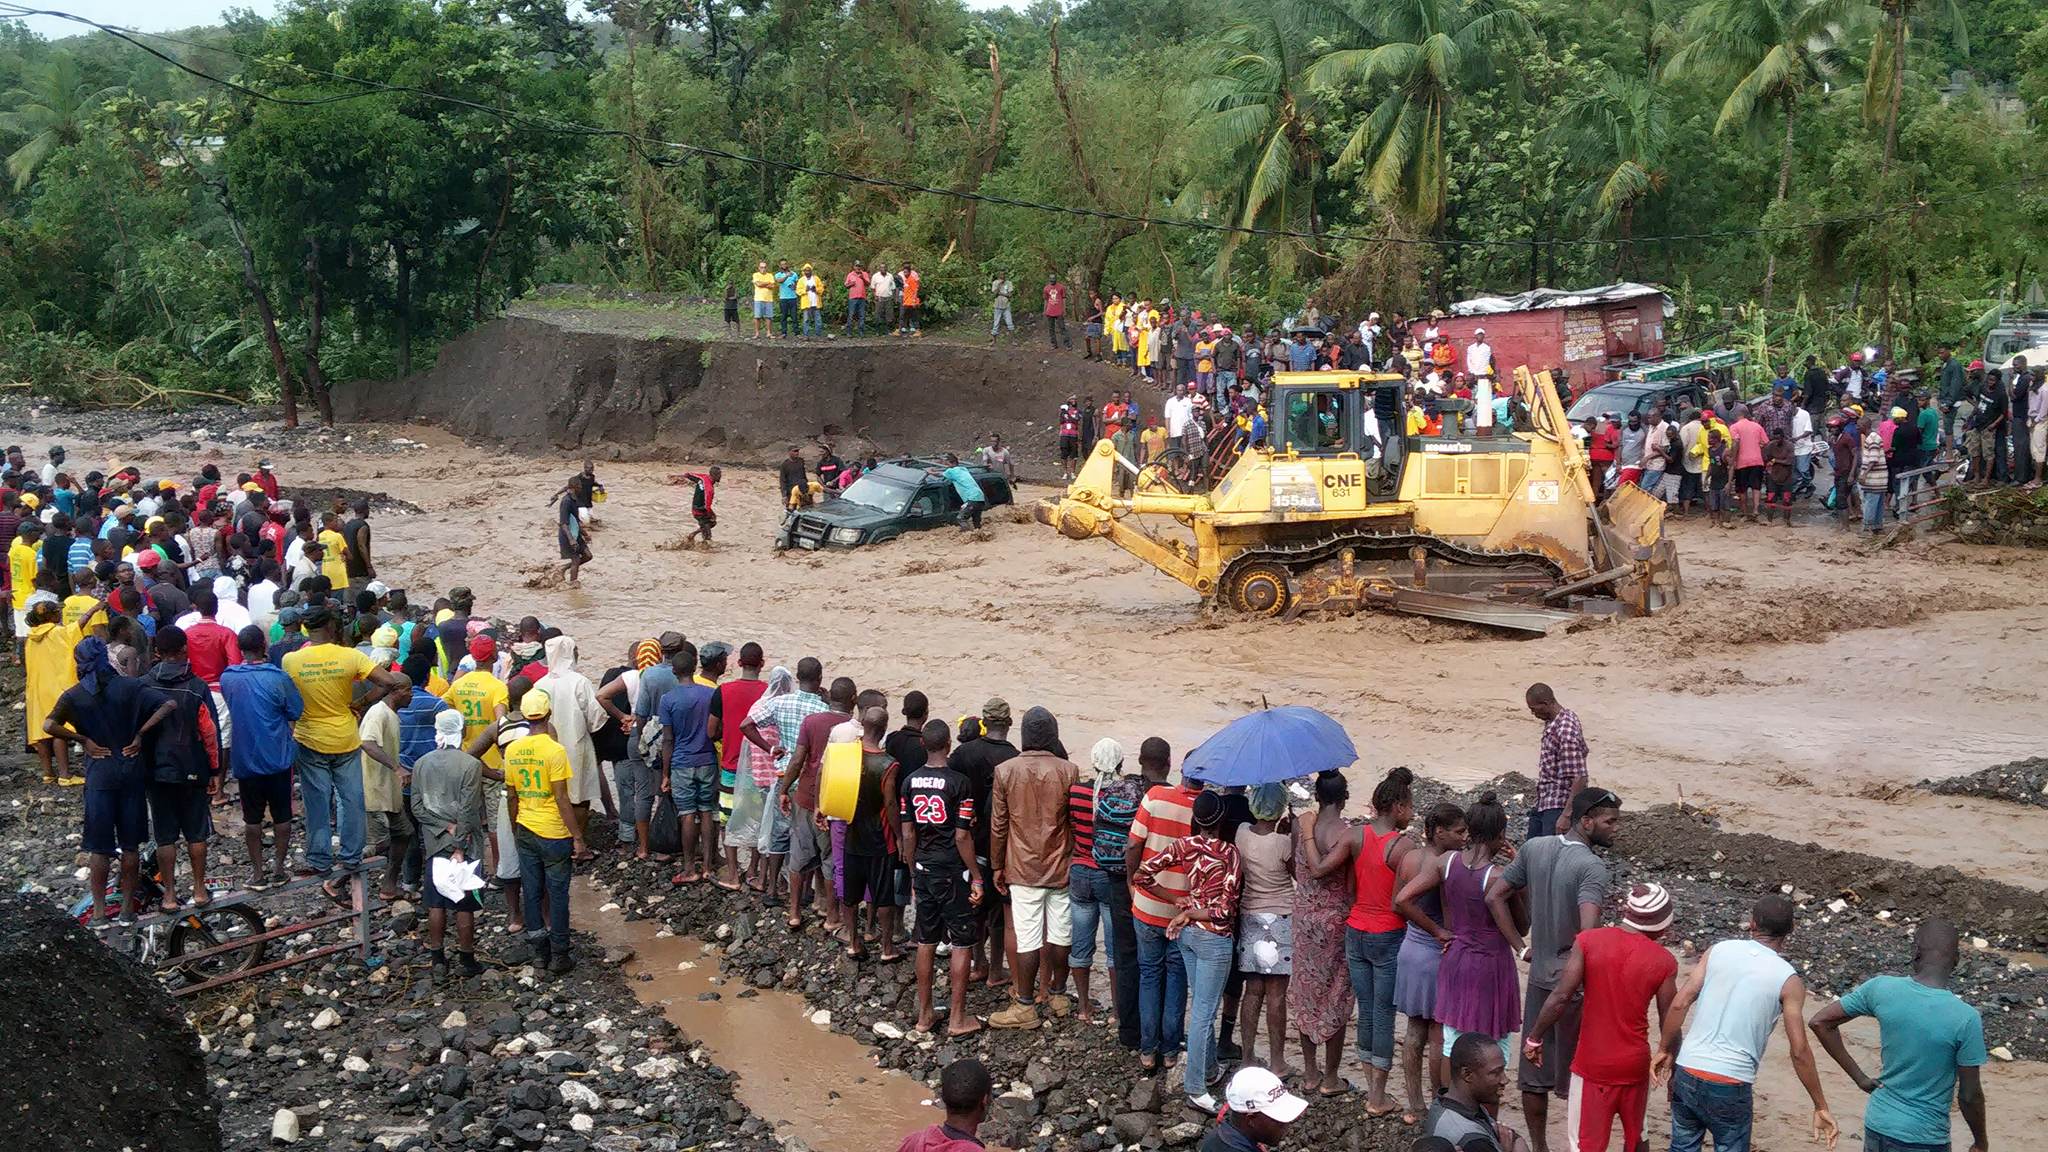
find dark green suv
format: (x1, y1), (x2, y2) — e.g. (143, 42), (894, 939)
(775, 458), (1015, 550)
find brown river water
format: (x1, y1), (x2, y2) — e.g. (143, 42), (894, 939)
(576, 876), (938, 1149)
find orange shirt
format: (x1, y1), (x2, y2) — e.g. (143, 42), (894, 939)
(901, 272), (921, 307)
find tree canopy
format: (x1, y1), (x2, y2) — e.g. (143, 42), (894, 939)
(0, 0), (2042, 416)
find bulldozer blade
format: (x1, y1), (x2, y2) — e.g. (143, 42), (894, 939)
(1362, 587), (1584, 635)
(1603, 482), (1666, 549)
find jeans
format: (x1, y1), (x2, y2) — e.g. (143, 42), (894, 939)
(1068, 863), (1113, 969)
(297, 747), (366, 873)
(1177, 925), (1234, 1098)
(1861, 1132), (1948, 1152)
(958, 500), (985, 529)
(1106, 873), (1140, 1049)
(801, 306), (823, 337)
(778, 297), (797, 337)
(991, 304), (1013, 334)
(1528, 807), (1563, 843)
(515, 822), (574, 955)
(614, 757), (657, 840)
(1345, 925), (1404, 1069)
(1640, 468), (1666, 498)
(1135, 917), (1187, 1058)
(1047, 314), (1069, 347)
(845, 297), (866, 335)
(1862, 485), (1886, 530)
(1667, 1067), (1754, 1152)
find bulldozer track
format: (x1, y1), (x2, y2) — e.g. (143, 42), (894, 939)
(1218, 531), (1566, 615)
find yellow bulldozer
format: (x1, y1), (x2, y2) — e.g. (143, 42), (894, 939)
(1032, 366), (1680, 634)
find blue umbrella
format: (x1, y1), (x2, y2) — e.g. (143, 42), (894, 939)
(1181, 705), (1357, 786)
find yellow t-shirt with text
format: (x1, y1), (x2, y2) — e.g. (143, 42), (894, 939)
(282, 642), (376, 754)
(504, 732), (573, 839)
(9, 539), (37, 610)
(62, 593), (101, 631)
(447, 670), (509, 767)
(317, 528), (349, 588)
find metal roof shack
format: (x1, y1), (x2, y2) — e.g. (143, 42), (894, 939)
(1424, 283), (1674, 388)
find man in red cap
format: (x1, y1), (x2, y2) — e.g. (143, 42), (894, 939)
(1528, 881), (1679, 1152)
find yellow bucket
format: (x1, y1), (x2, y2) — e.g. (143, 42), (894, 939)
(592, 489), (609, 504)
(817, 740), (863, 821)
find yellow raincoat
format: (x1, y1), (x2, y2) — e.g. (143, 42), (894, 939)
(24, 619), (81, 744)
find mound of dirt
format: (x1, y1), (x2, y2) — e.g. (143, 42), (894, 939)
(0, 892), (220, 1151)
(1630, 579), (2004, 648)
(1923, 758), (2048, 809)
(333, 316), (1138, 475)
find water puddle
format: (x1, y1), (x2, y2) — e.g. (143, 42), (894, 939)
(575, 877), (936, 1150)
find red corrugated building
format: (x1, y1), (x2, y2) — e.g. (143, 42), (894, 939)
(1417, 283), (1670, 390)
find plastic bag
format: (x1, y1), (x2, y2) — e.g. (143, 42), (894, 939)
(648, 792), (683, 857)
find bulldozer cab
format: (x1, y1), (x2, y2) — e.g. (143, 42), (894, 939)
(1266, 372), (1408, 505)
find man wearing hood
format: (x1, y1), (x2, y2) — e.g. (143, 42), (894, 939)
(140, 625), (225, 911)
(413, 708), (488, 979)
(535, 633), (610, 860)
(988, 706), (1081, 1030)
(48, 637), (174, 926)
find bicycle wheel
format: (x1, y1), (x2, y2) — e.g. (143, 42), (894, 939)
(165, 904), (268, 984)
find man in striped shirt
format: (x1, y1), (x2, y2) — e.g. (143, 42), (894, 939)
(1124, 737), (1196, 1072)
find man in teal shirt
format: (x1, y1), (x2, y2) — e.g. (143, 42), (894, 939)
(931, 454), (986, 531)
(774, 259), (800, 339)
(1809, 918), (1988, 1152)
(1916, 393), (1941, 455)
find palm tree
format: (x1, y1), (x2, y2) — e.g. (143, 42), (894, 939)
(1545, 62), (1671, 276)
(1863, 0), (1965, 178)
(1180, 0), (1327, 283)
(0, 52), (117, 192)
(1300, 0), (1531, 233)
(1666, 0), (1866, 303)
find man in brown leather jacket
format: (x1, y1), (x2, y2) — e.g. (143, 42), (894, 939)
(988, 705), (1080, 1029)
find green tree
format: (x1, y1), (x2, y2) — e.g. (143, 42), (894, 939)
(1, 51), (118, 191)
(1864, 0), (1966, 177)
(1666, 0), (1866, 302)
(1545, 61), (1672, 274)
(1181, 0), (1327, 283)
(1303, 0), (1532, 232)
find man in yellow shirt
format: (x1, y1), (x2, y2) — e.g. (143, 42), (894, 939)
(750, 260), (777, 340)
(446, 634), (510, 875)
(282, 603), (407, 898)
(63, 565), (106, 636)
(10, 519), (41, 646)
(797, 263), (825, 338)
(504, 688), (582, 974)
(317, 511), (350, 591)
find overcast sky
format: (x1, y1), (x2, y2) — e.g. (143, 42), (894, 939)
(13, 0), (1024, 40)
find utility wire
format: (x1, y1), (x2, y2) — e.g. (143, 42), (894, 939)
(6, 3), (2038, 254)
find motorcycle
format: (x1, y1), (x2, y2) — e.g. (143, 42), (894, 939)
(69, 855), (268, 985)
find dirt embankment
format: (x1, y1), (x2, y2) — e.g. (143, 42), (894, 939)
(335, 315), (1137, 471)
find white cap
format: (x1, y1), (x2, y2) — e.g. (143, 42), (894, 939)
(1224, 1067), (1307, 1123)
(365, 579), (389, 597)
(1473, 327), (1486, 336)
(434, 709), (466, 748)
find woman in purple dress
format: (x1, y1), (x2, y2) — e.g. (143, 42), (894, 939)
(1391, 801), (1467, 1123)
(1287, 770), (1357, 1097)
(1401, 791), (1522, 1061)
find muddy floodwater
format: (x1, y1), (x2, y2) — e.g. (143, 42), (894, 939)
(17, 407), (2048, 1151)
(578, 877), (936, 1149)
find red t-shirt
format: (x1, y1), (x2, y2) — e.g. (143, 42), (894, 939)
(1044, 283), (1067, 316)
(1729, 419), (1767, 469)
(1571, 926), (1677, 1084)
(715, 678), (768, 771)
(185, 620), (242, 689)
(1589, 425), (1620, 463)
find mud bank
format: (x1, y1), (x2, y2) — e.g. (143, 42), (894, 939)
(335, 316), (1135, 469)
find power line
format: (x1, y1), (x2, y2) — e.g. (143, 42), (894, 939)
(6, 3), (2037, 254)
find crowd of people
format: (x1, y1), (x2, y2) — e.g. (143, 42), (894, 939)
(0, 438), (1998, 1152)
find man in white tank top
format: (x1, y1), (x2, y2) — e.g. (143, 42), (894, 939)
(1654, 894), (1838, 1152)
